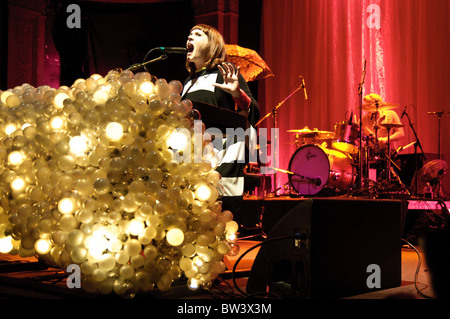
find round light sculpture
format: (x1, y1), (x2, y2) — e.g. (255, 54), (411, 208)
(0, 69), (239, 298)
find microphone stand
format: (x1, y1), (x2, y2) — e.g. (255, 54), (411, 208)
(255, 81), (305, 194)
(126, 54), (168, 72)
(427, 111), (450, 197)
(358, 59), (366, 190)
(403, 110), (426, 196)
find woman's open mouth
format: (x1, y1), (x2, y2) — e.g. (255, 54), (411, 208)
(186, 43), (194, 57)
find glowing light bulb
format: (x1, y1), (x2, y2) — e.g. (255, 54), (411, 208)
(226, 232), (237, 243)
(167, 130), (188, 150)
(8, 151), (25, 166)
(139, 81), (154, 96)
(35, 238), (52, 255)
(127, 219), (144, 236)
(188, 278), (200, 290)
(50, 116), (65, 130)
(4, 123), (18, 135)
(93, 88), (109, 105)
(10, 176), (26, 192)
(193, 256), (203, 268)
(225, 221), (239, 233)
(54, 92), (70, 109)
(6, 94), (20, 108)
(105, 122), (123, 141)
(69, 136), (88, 155)
(0, 236), (13, 253)
(85, 233), (108, 258)
(166, 228), (184, 246)
(58, 197), (76, 214)
(0, 91), (13, 105)
(195, 183), (212, 202)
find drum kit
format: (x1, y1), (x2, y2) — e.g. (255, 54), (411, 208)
(284, 101), (409, 197)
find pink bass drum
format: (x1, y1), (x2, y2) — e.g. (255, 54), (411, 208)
(288, 144), (356, 195)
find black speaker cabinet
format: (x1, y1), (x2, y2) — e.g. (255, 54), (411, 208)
(246, 198), (403, 299)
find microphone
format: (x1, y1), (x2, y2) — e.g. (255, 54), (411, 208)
(156, 47), (187, 54)
(401, 105), (408, 119)
(300, 76), (308, 100)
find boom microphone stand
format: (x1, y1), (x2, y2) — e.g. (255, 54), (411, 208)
(127, 54), (168, 72)
(255, 77), (307, 193)
(403, 108), (426, 196)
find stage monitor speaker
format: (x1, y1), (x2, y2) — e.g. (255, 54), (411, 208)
(246, 198), (402, 299)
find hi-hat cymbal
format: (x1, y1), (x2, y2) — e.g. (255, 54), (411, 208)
(358, 102), (400, 112)
(379, 123), (404, 129)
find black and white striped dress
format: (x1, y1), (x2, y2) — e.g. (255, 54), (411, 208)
(181, 65), (260, 214)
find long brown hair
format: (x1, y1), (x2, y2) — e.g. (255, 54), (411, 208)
(186, 24), (227, 75)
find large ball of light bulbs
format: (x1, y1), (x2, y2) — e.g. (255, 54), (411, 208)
(0, 69), (239, 298)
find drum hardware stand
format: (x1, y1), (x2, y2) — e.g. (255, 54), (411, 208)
(428, 111), (450, 198)
(389, 166), (410, 195)
(385, 124), (393, 180)
(255, 79), (307, 193)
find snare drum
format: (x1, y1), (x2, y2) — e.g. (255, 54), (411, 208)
(288, 144), (356, 195)
(332, 121), (359, 154)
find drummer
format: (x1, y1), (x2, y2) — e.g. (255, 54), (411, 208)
(360, 93), (405, 152)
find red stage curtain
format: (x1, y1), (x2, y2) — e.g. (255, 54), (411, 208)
(259, 0), (450, 194)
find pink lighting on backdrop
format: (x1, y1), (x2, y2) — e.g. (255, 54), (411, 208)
(259, 0), (450, 194)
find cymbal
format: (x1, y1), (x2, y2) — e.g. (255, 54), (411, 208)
(379, 123), (404, 129)
(358, 102), (400, 112)
(287, 127), (335, 139)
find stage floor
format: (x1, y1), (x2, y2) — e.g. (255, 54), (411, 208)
(0, 242), (436, 300)
(0, 196), (445, 300)
(223, 240), (436, 300)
